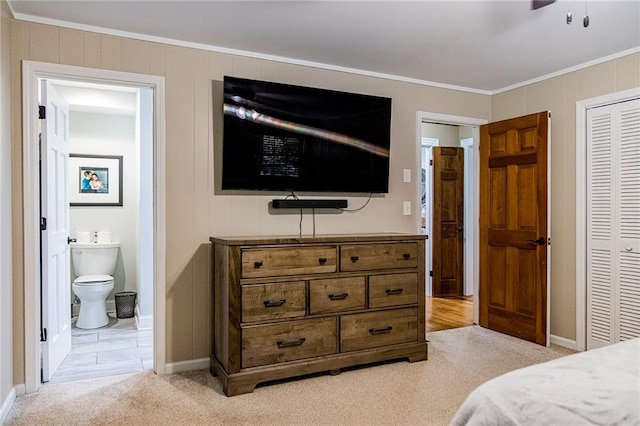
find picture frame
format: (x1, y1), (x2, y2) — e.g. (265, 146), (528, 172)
(69, 154), (123, 207)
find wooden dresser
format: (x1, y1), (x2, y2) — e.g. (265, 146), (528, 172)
(210, 234), (428, 396)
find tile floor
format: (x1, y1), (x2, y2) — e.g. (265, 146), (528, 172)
(48, 313), (153, 384)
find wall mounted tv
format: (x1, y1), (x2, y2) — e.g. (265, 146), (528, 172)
(222, 76), (392, 193)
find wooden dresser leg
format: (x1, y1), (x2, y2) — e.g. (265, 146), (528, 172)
(329, 368), (341, 376)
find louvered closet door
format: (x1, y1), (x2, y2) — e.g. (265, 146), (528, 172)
(587, 98), (640, 350)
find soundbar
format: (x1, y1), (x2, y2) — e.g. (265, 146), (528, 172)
(272, 199), (348, 209)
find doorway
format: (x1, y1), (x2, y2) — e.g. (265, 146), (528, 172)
(416, 112), (487, 329)
(47, 79), (152, 383)
(22, 61), (166, 393)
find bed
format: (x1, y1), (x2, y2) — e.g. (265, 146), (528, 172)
(451, 338), (640, 425)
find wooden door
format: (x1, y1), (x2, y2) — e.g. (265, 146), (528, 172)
(479, 111), (549, 346)
(41, 80), (72, 381)
(432, 147), (464, 297)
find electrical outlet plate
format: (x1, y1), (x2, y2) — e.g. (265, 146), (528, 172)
(403, 201), (411, 215)
(403, 169), (411, 183)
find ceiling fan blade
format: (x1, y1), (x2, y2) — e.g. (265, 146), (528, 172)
(531, 0), (555, 10)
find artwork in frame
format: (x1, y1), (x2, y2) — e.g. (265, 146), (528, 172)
(69, 154), (123, 207)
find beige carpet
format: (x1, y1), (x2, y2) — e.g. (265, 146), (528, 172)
(6, 326), (574, 425)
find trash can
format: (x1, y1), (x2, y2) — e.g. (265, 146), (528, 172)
(115, 291), (137, 319)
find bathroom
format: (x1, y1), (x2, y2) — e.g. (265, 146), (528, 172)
(47, 80), (154, 383)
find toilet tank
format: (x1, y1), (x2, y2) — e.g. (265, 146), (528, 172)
(70, 242), (120, 276)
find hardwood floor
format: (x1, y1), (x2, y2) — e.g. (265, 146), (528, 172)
(426, 296), (474, 332)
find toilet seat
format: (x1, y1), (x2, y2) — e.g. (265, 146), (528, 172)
(74, 274), (114, 285)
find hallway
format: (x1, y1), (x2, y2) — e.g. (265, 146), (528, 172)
(426, 296), (474, 333)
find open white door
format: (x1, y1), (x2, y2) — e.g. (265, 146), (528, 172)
(40, 80), (72, 382)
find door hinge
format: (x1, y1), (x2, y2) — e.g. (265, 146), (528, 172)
(38, 105), (46, 119)
(429, 270), (433, 277)
(429, 159), (433, 166)
(548, 237), (551, 245)
(41, 328), (47, 342)
(40, 217), (47, 231)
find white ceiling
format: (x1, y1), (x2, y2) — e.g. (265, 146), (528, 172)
(51, 80), (138, 116)
(9, 0), (640, 93)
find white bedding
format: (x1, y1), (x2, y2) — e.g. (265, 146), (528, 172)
(451, 338), (640, 426)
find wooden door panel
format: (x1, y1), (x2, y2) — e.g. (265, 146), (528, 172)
(441, 180), (457, 221)
(480, 111), (549, 346)
(487, 246), (507, 307)
(432, 147), (464, 297)
(518, 166), (538, 228)
(490, 168), (507, 228)
(517, 249), (537, 315)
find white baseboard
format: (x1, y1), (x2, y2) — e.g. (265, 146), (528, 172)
(165, 358), (210, 374)
(135, 309), (153, 330)
(550, 334), (578, 351)
(0, 387), (16, 423)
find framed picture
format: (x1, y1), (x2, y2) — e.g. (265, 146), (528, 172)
(69, 154), (123, 206)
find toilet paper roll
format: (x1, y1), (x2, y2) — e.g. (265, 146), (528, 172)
(76, 231), (91, 243)
(96, 231), (112, 243)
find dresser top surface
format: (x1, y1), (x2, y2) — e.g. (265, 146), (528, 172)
(210, 233), (428, 246)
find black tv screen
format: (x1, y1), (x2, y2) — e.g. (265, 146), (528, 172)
(222, 76), (392, 193)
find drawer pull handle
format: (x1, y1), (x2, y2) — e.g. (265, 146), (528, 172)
(385, 288), (404, 295)
(328, 293), (349, 301)
(369, 326), (393, 335)
(402, 253), (411, 259)
(263, 299), (286, 308)
(318, 257), (327, 265)
(350, 256), (359, 262)
(277, 338), (306, 348)
(253, 261), (263, 269)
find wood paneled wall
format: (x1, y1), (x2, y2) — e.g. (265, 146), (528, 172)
(9, 20), (491, 382)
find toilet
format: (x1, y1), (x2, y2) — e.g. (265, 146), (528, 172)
(70, 242), (120, 329)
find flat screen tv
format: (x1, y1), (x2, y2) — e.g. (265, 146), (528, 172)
(222, 76), (392, 193)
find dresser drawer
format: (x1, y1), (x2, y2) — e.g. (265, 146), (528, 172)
(242, 282), (306, 323)
(369, 273), (418, 308)
(340, 243), (418, 272)
(340, 308), (418, 352)
(242, 317), (337, 368)
(242, 246), (337, 278)
(309, 277), (365, 315)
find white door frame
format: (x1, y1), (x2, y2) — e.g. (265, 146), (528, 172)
(420, 137), (438, 297)
(575, 87), (640, 352)
(461, 137), (476, 297)
(22, 61), (166, 393)
(415, 111), (487, 325)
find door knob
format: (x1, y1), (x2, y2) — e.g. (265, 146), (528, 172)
(67, 237), (76, 244)
(527, 237), (545, 246)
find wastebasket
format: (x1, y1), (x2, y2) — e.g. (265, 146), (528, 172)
(115, 291), (137, 319)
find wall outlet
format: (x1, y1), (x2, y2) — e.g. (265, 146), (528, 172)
(403, 169), (411, 183)
(403, 201), (411, 215)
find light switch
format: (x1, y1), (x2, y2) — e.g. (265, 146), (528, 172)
(403, 169), (411, 183)
(403, 201), (411, 215)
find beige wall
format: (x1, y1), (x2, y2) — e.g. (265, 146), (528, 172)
(9, 20), (491, 384)
(1, 0), (12, 409)
(9, 17), (637, 389)
(421, 122), (460, 147)
(491, 52), (640, 340)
